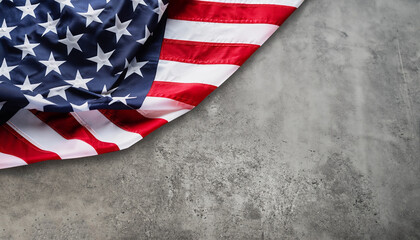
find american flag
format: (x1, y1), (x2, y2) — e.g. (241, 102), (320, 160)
(0, 0), (303, 169)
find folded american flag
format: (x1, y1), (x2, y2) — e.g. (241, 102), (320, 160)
(0, 0), (303, 169)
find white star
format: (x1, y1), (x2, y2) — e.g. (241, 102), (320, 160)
(101, 85), (117, 97)
(64, 70), (93, 90)
(126, 58), (147, 78)
(78, 4), (105, 27)
(70, 102), (90, 112)
(15, 34), (39, 59)
(87, 44), (114, 71)
(0, 59), (17, 80)
(47, 85), (71, 100)
(153, 0), (168, 22)
(109, 94), (136, 106)
(55, 0), (74, 11)
(16, 0), (40, 19)
(16, 76), (41, 92)
(106, 15), (132, 42)
(132, 0), (147, 11)
(39, 52), (65, 76)
(136, 26), (150, 45)
(58, 27), (83, 54)
(24, 94), (55, 111)
(0, 19), (16, 40)
(38, 13), (60, 36)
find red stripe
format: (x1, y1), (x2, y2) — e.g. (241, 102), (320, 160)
(31, 111), (120, 155)
(147, 81), (217, 106)
(168, 0), (296, 25)
(0, 124), (60, 164)
(99, 110), (168, 137)
(160, 39), (259, 65)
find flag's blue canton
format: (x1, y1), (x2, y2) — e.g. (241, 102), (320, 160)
(0, 0), (168, 122)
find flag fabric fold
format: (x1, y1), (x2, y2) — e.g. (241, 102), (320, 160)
(0, 0), (304, 169)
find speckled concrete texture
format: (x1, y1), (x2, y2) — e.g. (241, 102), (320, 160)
(1, 0), (420, 239)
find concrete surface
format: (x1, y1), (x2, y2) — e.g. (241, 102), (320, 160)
(1, 0), (420, 239)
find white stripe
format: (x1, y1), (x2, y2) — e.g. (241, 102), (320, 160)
(165, 19), (278, 45)
(196, 0), (303, 7)
(155, 60), (239, 87)
(0, 152), (28, 169)
(139, 97), (194, 121)
(72, 110), (142, 150)
(7, 110), (98, 159)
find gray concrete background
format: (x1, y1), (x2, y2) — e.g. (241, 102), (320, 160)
(1, 0), (420, 239)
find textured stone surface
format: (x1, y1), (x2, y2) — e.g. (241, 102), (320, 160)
(1, 0), (420, 239)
